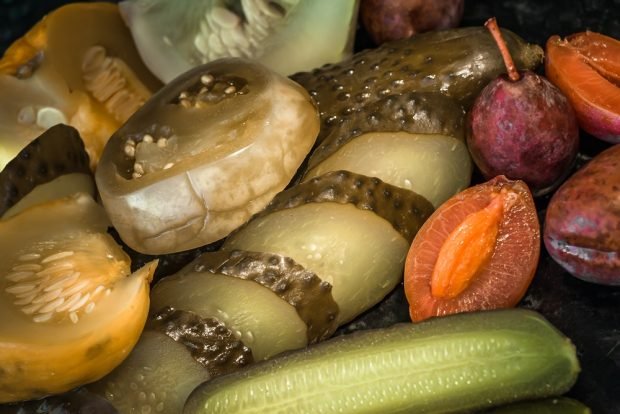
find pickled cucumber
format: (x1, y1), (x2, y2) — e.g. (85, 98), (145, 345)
(484, 397), (591, 413)
(292, 27), (543, 142)
(185, 309), (580, 414)
(224, 171), (434, 324)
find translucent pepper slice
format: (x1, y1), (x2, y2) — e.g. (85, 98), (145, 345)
(119, 0), (360, 82)
(0, 2), (162, 170)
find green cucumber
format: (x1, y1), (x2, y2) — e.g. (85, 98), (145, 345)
(184, 309), (579, 414)
(484, 397), (591, 413)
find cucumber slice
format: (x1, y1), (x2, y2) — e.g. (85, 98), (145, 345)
(90, 330), (211, 414)
(2, 173), (95, 220)
(183, 250), (339, 343)
(150, 268), (308, 361)
(253, 170), (434, 243)
(224, 171), (433, 325)
(224, 202), (409, 325)
(184, 309), (580, 414)
(304, 132), (472, 208)
(149, 306), (254, 377)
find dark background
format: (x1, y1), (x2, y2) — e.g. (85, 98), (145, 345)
(1, 1), (619, 413)
(2, 0), (620, 52)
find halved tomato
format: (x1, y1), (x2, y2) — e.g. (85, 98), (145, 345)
(404, 176), (540, 322)
(545, 31), (620, 143)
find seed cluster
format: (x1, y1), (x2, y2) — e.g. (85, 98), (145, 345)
(175, 71), (247, 109)
(5, 251), (111, 324)
(122, 124), (176, 179)
(193, 1), (287, 62)
(82, 45), (151, 123)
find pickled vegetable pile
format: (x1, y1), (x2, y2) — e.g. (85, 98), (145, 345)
(0, 1), (618, 413)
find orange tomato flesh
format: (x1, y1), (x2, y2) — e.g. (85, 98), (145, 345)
(568, 31), (620, 85)
(430, 193), (504, 299)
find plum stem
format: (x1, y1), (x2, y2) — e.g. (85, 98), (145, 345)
(485, 17), (520, 82)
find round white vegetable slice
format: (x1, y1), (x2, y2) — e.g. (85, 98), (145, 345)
(95, 58), (319, 254)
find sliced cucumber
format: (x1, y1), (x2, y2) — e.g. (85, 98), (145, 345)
(90, 330), (211, 414)
(184, 309), (580, 414)
(224, 202), (409, 325)
(150, 269), (308, 361)
(223, 171), (433, 325)
(2, 173), (95, 220)
(304, 132), (472, 208)
(149, 306), (254, 377)
(183, 250), (339, 344)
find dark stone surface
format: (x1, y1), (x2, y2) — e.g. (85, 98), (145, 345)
(1, 0), (618, 413)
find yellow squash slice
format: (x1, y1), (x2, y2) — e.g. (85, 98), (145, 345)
(0, 193), (156, 403)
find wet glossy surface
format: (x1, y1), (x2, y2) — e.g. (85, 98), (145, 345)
(1, 0), (619, 412)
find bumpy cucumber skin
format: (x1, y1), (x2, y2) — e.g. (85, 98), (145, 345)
(483, 397), (591, 413)
(184, 309), (579, 414)
(292, 27), (543, 143)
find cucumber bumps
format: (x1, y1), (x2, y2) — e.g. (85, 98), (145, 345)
(185, 309), (580, 414)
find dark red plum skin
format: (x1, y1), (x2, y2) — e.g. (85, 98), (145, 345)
(467, 71), (580, 196)
(360, 0), (464, 45)
(544, 144), (620, 285)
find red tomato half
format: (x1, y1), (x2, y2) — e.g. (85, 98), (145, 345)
(404, 176), (540, 322)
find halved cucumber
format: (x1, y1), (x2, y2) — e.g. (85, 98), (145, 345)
(224, 171), (433, 324)
(224, 202), (408, 325)
(150, 262), (308, 361)
(303, 132), (472, 208)
(0, 193), (156, 403)
(184, 309), (580, 414)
